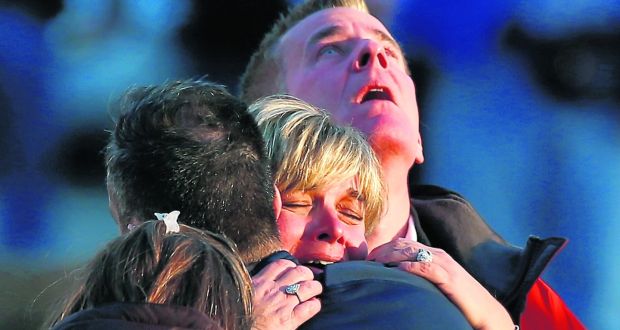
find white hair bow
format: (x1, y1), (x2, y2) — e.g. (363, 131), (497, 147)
(154, 211), (181, 233)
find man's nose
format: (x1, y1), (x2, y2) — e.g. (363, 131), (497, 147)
(353, 40), (388, 71)
(313, 207), (345, 244)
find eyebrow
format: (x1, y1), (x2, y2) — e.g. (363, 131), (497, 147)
(373, 29), (403, 55)
(347, 188), (365, 202)
(308, 25), (344, 47)
(307, 25), (403, 56)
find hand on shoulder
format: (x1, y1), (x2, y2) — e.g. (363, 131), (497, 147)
(251, 259), (322, 330)
(368, 238), (514, 330)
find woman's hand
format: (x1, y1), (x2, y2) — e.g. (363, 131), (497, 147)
(368, 238), (514, 330)
(251, 259), (322, 330)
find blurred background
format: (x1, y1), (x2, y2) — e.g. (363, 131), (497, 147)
(1, 0), (618, 328)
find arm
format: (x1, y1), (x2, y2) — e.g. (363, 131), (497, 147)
(251, 259), (322, 330)
(368, 238), (514, 330)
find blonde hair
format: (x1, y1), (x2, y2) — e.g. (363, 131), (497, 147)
(49, 221), (253, 330)
(249, 95), (384, 234)
(239, 0), (369, 103)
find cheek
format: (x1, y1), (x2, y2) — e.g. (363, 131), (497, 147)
(350, 226), (367, 246)
(400, 77), (419, 122)
(345, 226), (369, 260)
(287, 68), (344, 107)
(276, 213), (306, 251)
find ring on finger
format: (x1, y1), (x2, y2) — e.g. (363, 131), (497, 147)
(416, 248), (433, 263)
(284, 283), (302, 303)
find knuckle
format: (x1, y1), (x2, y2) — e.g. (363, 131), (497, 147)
(273, 259), (297, 268)
(304, 280), (323, 295)
(251, 279), (268, 293)
(418, 261), (433, 274)
(293, 265), (314, 279)
(394, 238), (410, 248)
(402, 261), (418, 273)
(312, 280), (324, 293)
(297, 299), (321, 319)
(402, 245), (418, 258)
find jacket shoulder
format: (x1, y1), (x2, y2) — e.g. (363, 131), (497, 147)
(411, 184), (472, 205)
(409, 184), (567, 324)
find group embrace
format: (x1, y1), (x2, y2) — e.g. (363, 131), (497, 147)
(47, 1), (583, 329)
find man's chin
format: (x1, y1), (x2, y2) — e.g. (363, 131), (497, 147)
(358, 114), (416, 141)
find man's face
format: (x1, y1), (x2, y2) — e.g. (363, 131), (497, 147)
(277, 177), (368, 269)
(278, 7), (423, 164)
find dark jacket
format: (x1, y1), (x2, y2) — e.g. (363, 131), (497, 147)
(51, 302), (222, 330)
(301, 261), (472, 330)
(411, 184), (567, 323)
(253, 253), (472, 330)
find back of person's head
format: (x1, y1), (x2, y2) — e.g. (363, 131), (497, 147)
(239, 0), (369, 103)
(105, 79), (280, 262)
(50, 220), (252, 330)
(249, 95), (384, 233)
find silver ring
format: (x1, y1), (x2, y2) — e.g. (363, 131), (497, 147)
(284, 283), (302, 303)
(416, 248), (433, 263)
(285, 282), (300, 295)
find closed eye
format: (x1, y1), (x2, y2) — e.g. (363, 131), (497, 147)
(342, 211), (363, 221)
(283, 202), (311, 208)
(384, 45), (401, 60)
(338, 205), (364, 224)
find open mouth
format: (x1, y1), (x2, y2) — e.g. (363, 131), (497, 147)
(303, 260), (335, 270)
(357, 85), (395, 104)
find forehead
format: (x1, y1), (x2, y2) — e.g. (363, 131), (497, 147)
(278, 7), (394, 54)
(288, 176), (361, 198)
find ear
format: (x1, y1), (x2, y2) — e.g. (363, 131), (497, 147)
(107, 183), (124, 233)
(414, 133), (424, 165)
(107, 183), (142, 234)
(125, 217), (143, 233)
(272, 184), (282, 219)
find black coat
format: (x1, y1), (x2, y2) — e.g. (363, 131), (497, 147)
(411, 185), (566, 323)
(302, 261), (472, 330)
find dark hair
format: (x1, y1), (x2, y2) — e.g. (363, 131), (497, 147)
(50, 221), (253, 329)
(105, 79), (280, 262)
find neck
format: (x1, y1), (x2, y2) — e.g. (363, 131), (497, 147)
(366, 153), (413, 251)
(242, 238), (283, 266)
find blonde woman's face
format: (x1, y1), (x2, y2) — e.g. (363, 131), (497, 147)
(277, 177), (368, 270)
